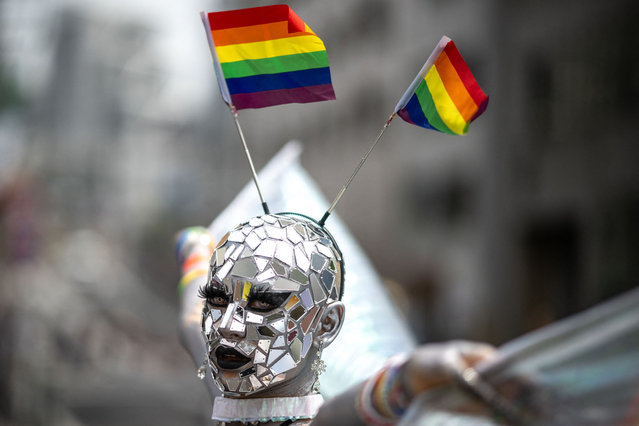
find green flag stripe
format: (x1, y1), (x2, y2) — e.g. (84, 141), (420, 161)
(221, 50), (330, 79)
(414, 79), (455, 135)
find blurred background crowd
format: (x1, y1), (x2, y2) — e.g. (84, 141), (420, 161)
(1, 0), (638, 424)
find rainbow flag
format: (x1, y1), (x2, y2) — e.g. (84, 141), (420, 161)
(394, 36), (488, 135)
(201, 5), (336, 110)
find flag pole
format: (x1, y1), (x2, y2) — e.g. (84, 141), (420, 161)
(201, 11), (269, 214)
(319, 113), (396, 226)
(230, 106), (270, 215)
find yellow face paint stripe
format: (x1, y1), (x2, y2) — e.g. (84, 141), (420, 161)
(242, 281), (252, 301)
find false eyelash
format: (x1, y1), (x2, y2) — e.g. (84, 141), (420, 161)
(248, 286), (270, 298)
(249, 287), (291, 306)
(198, 283), (228, 301)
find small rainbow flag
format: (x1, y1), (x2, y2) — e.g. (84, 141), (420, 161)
(201, 5), (336, 110)
(394, 36), (488, 135)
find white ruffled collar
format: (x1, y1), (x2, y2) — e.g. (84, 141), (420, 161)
(212, 394), (324, 424)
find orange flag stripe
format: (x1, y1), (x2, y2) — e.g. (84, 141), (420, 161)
(212, 21), (313, 47)
(434, 51), (478, 123)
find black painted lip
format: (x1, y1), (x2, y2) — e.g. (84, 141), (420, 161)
(215, 346), (251, 370)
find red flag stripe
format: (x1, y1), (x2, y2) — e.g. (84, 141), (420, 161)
(443, 41), (488, 110)
(208, 5), (305, 33)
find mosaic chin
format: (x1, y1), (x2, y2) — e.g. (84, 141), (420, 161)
(199, 213), (344, 396)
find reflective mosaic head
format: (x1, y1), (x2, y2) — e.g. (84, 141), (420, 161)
(200, 213), (344, 396)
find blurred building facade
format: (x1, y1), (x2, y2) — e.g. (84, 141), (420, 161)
(1, 0), (638, 424)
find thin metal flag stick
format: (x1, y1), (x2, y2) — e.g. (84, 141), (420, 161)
(231, 107), (270, 214)
(319, 113), (396, 226)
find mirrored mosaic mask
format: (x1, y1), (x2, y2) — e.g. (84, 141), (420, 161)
(200, 214), (344, 396)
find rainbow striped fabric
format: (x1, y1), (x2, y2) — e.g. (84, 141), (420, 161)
(394, 36), (488, 135)
(201, 5), (336, 110)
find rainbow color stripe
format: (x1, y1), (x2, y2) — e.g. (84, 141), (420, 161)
(202, 5), (335, 110)
(395, 36), (488, 135)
